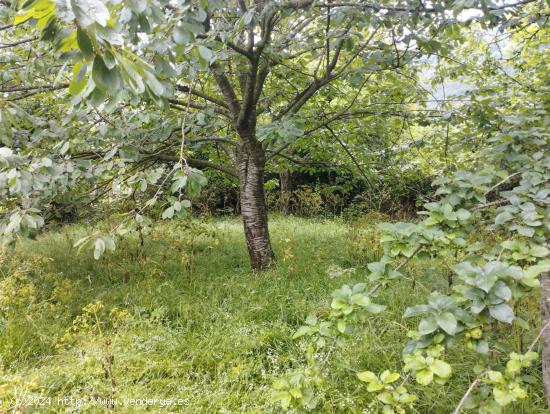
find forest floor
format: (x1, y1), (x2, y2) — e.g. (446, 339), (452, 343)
(0, 215), (544, 413)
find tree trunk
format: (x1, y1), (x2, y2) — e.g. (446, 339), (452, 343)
(237, 142), (275, 270)
(280, 170), (292, 214)
(541, 271), (550, 404)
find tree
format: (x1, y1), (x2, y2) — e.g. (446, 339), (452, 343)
(1, 0), (536, 269)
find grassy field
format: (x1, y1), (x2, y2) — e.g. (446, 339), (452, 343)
(0, 215), (544, 413)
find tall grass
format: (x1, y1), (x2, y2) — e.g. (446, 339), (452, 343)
(0, 215), (543, 413)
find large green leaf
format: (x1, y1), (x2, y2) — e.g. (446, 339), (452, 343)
(71, 0), (110, 28)
(435, 312), (457, 335)
(92, 55), (122, 92)
(489, 303), (514, 324)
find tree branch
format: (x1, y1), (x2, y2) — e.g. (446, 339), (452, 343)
(155, 154), (237, 177)
(175, 84), (229, 109)
(0, 36), (38, 49)
(211, 65), (241, 118)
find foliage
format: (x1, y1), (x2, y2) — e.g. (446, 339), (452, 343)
(273, 12), (550, 414)
(1, 0), (526, 265)
(8, 216), (547, 413)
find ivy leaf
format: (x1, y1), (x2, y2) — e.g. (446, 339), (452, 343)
(435, 312), (457, 335)
(490, 303), (514, 324)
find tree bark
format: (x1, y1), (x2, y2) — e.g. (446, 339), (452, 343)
(541, 271), (550, 404)
(237, 141), (275, 269)
(280, 170), (292, 214)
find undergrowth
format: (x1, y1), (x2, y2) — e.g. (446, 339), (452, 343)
(0, 215), (543, 413)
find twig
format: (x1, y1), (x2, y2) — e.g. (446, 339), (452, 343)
(470, 199), (508, 211)
(527, 320), (550, 353)
(455, 322), (550, 414)
(368, 245), (422, 296)
(485, 172), (521, 195)
(453, 371), (488, 414)
(0, 36), (38, 49)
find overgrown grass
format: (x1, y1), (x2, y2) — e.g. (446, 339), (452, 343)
(0, 215), (544, 413)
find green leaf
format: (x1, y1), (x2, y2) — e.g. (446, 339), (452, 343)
(367, 381), (385, 392)
(94, 237), (105, 259)
(305, 314), (317, 325)
(493, 387), (514, 406)
(69, 61), (88, 95)
(289, 387), (302, 399)
(350, 293), (370, 306)
(364, 303), (386, 314)
(404, 305), (430, 317)
(173, 25), (192, 45)
(524, 260), (550, 279)
(92, 55), (122, 92)
(357, 370), (378, 383)
(487, 370), (504, 383)
(198, 45), (213, 62)
(77, 27), (95, 59)
(272, 378), (290, 390)
(456, 209), (471, 221)
(292, 326), (311, 339)
(272, 391), (292, 409)
(495, 211), (513, 225)
(492, 281), (512, 301)
(377, 391), (394, 404)
(505, 359), (522, 375)
(143, 70), (165, 97)
(380, 370), (400, 384)
(430, 359), (452, 379)
(415, 369), (434, 385)
(489, 303), (514, 324)
(162, 206), (174, 219)
(435, 312), (457, 335)
(419, 317), (438, 335)
(71, 0), (110, 28)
